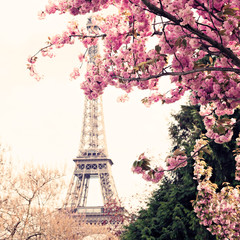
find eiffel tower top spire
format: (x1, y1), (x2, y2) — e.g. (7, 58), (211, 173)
(77, 97), (108, 158)
(77, 17), (108, 159)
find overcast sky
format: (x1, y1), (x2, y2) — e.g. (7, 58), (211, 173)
(0, 0), (187, 207)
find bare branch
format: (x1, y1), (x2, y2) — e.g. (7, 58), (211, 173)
(10, 221), (21, 237)
(26, 232), (43, 240)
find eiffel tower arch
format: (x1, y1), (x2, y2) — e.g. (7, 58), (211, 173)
(63, 18), (120, 224)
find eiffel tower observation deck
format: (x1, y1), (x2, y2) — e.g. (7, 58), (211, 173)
(63, 18), (119, 224)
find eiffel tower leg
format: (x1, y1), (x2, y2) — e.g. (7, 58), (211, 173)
(99, 172), (113, 204)
(82, 174), (90, 206)
(71, 174), (83, 209)
(75, 174), (85, 208)
(63, 168), (76, 208)
(108, 169), (119, 201)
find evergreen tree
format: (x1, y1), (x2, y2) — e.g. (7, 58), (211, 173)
(122, 106), (240, 240)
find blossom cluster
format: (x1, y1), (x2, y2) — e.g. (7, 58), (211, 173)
(117, 94), (129, 103)
(27, 56), (42, 81)
(30, 0), (240, 128)
(166, 155), (188, 170)
(193, 138), (240, 239)
(235, 134), (240, 181)
(132, 153), (165, 183)
(199, 104), (236, 144)
(132, 165), (165, 183)
(235, 155), (240, 181)
(132, 152), (188, 183)
(70, 67), (80, 80)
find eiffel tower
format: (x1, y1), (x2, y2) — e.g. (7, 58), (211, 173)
(64, 18), (119, 224)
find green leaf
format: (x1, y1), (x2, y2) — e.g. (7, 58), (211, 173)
(175, 37), (182, 47)
(202, 146), (212, 156)
(155, 45), (161, 53)
(219, 30), (226, 35)
(224, 8), (236, 16)
(182, 39), (187, 47)
(141, 97), (148, 104)
(133, 161), (138, 167)
(213, 125), (226, 135)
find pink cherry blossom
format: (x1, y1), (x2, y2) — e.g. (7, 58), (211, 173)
(166, 155), (188, 170)
(131, 166), (144, 174)
(117, 94), (129, 103)
(70, 67), (80, 80)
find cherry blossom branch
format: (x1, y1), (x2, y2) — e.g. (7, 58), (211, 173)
(163, 141), (212, 173)
(30, 33), (105, 60)
(141, 0), (240, 68)
(70, 33), (107, 39)
(115, 67), (240, 81)
(194, 0), (224, 23)
(133, 140), (212, 183)
(196, 21), (219, 33)
(206, 0), (223, 45)
(31, 44), (53, 59)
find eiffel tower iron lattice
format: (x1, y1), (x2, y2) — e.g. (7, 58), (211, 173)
(64, 18), (119, 224)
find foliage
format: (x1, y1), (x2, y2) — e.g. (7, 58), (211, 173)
(121, 106), (214, 240)
(122, 106), (240, 239)
(121, 177), (215, 240)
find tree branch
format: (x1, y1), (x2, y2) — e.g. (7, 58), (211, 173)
(70, 33), (107, 39)
(162, 141), (212, 173)
(115, 67), (240, 81)
(141, 0), (240, 68)
(10, 221), (21, 237)
(194, 0), (224, 23)
(31, 44), (53, 59)
(26, 232), (43, 240)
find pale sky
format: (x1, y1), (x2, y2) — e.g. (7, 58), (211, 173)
(0, 0), (187, 207)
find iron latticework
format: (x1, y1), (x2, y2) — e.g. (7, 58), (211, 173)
(64, 18), (119, 224)
(78, 97), (108, 158)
